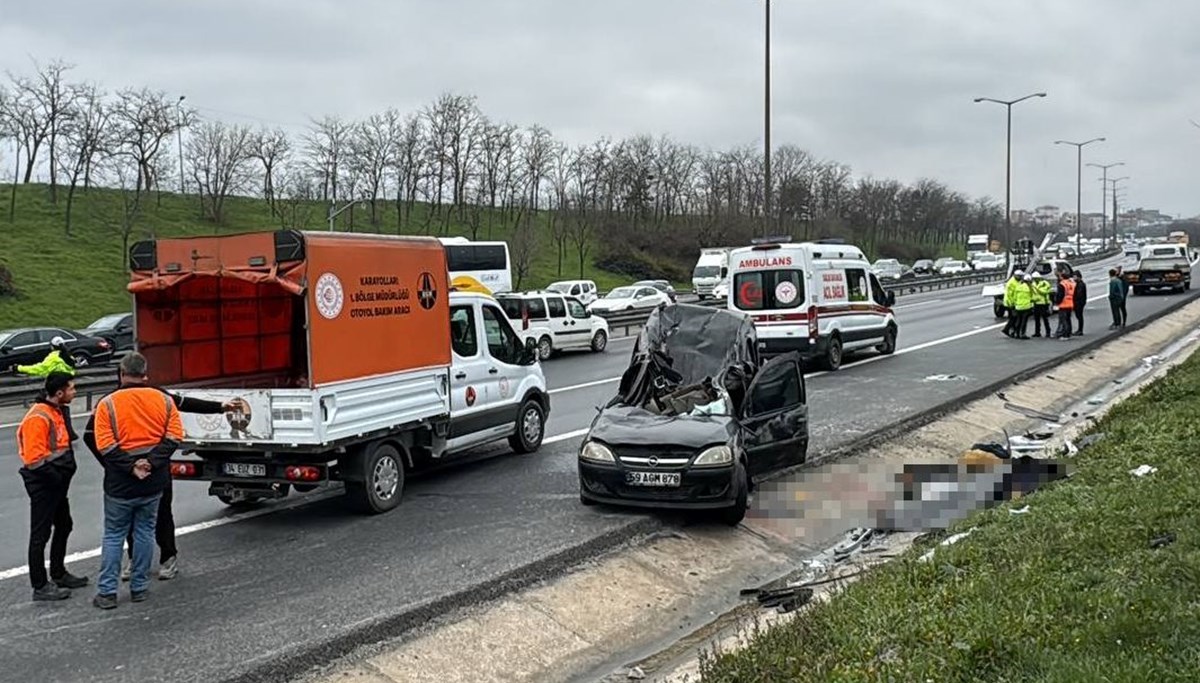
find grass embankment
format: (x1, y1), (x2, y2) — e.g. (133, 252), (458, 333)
(700, 349), (1200, 682)
(0, 183), (644, 330)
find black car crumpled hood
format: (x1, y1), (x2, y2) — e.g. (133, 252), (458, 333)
(588, 404), (736, 450)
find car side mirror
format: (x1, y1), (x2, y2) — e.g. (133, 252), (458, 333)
(524, 337), (537, 356)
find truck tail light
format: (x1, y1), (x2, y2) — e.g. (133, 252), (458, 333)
(170, 462), (198, 478)
(285, 466), (322, 482)
(807, 307), (819, 339)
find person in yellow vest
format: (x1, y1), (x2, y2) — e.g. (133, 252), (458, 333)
(1001, 270), (1025, 338)
(15, 337), (76, 377)
(1011, 274), (1035, 339)
(1030, 273), (1053, 338)
(16, 371), (89, 602)
(85, 368), (185, 609)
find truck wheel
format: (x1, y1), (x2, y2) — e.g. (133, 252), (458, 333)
(537, 336), (553, 361)
(345, 442), (406, 514)
(877, 325), (897, 356)
(823, 334), (843, 371)
(717, 463), (749, 526)
(590, 330), (608, 353)
(509, 398), (546, 454)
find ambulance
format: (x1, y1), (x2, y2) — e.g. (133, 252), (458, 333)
(726, 239), (898, 371)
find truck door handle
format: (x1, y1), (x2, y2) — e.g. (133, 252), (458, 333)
(488, 368), (499, 375)
(455, 372), (467, 380)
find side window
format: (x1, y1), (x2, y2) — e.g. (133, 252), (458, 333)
(747, 360), (804, 416)
(546, 297), (566, 318)
(481, 305), (520, 364)
(9, 331), (39, 347)
(449, 306), (479, 357)
(567, 299), (589, 319)
(868, 274), (888, 305)
(846, 268), (869, 302)
(498, 298), (523, 321)
(640, 288), (657, 298)
(570, 285), (581, 296)
(526, 297), (547, 320)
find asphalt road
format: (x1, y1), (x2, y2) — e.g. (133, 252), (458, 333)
(1, 253), (1191, 683)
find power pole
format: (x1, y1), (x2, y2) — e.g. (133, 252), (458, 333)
(763, 0), (771, 238)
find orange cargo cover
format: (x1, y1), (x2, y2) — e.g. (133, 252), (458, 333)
(129, 230), (451, 387)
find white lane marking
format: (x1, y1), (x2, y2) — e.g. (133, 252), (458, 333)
(968, 302), (993, 310)
(544, 428), (589, 445)
(549, 377), (620, 395)
(894, 299), (942, 310)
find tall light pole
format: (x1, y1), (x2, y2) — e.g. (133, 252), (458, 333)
(176, 95), (186, 195)
(973, 92), (1047, 251)
(762, 0), (771, 238)
(1054, 137), (1105, 255)
(1109, 176), (1129, 244)
(1086, 161), (1124, 249)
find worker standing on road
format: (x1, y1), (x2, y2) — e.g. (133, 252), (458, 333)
(1012, 275), (1035, 339)
(1002, 270), (1025, 338)
(1031, 273), (1053, 338)
(17, 371), (89, 602)
(1109, 268), (1128, 329)
(1072, 271), (1089, 336)
(85, 359), (186, 609)
(1054, 271), (1076, 340)
(84, 353), (241, 584)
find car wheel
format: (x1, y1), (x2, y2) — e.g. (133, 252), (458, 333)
(508, 398), (546, 454)
(824, 334), (843, 371)
(718, 464), (749, 526)
(71, 352), (91, 367)
(345, 442), (405, 514)
(537, 336), (553, 361)
(590, 330), (608, 352)
(877, 325), (897, 355)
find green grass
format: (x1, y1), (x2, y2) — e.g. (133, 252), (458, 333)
(0, 183), (641, 330)
(699, 349), (1200, 683)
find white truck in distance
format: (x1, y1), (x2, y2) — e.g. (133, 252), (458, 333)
(692, 248), (731, 300)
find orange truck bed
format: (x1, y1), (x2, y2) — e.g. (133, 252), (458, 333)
(128, 230), (451, 388)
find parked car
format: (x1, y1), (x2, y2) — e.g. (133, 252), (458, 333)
(938, 259), (972, 276)
(633, 280), (678, 303)
(496, 291), (611, 360)
(912, 259), (936, 275)
(81, 312), (135, 353)
(546, 280), (598, 306)
(589, 285), (673, 314)
(0, 326), (114, 372)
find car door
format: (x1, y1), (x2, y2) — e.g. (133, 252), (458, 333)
(636, 287), (661, 309)
(867, 273), (893, 339)
(480, 303), (528, 429)
(740, 353), (809, 476)
(0, 330), (42, 369)
(544, 295), (580, 349)
(448, 304), (498, 445)
(115, 314), (135, 350)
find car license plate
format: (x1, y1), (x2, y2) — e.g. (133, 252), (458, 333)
(223, 463), (267, 477)
(626, 471), (681, 487)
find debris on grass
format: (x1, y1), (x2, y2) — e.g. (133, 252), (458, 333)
(1130, 464), (1158, 477)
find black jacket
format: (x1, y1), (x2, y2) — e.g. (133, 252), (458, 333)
(1074, 279), (1088, 307)
(84, 385), (224, 499)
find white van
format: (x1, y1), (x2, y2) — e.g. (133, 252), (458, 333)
(726, 241), (898, 371)
(496, 291), (611, 360)
(547, 279), (598, 305)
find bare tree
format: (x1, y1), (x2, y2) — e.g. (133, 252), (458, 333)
(523, 124), (554, 212)
(4, 76), (50, 184)
(186, 121), (255, 223)
(89, 156), (143, 267)
(59, 83), (112, 235)
(251, 127), (291, 210)
(510, 202), (538, 290)
(303, 115), (350, 202)
(0, 84), (19, 220)
(547, 141), (573, 276)
(274, 166), (318, 230)
(111, 88), (191, 193)
(351, 110), (396, 226)
(437, 93), (482, 220)
(391, 112), (424, 230)
(30, 59), (80, 201)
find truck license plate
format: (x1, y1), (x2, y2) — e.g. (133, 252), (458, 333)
(223, 463), (267, 477)
(626, 471), (681, 487)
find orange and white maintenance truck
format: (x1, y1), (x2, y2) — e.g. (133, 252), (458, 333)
(126, 229), (549, 514)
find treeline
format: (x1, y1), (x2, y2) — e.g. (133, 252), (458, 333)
(0, 58), (1004, 281)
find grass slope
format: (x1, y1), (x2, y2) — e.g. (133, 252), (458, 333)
(0, 183), (636, 330)
(700, 349), (1200, 682)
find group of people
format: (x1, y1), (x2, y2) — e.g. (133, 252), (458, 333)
(1001, 266), (1130, 340)
(17, 352), (242, 608)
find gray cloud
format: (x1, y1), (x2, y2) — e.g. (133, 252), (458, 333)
(3, 0), (1197, 216)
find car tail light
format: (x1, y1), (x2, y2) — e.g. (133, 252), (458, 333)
(807, 307), (819, 339)
(170, 462), (198, 477)
(285, 466), (322, 482)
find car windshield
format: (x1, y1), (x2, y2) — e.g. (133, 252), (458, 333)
(693, 265), (721, 278)
(608, 287), (637, 299)
(0, 331), (12, 346)
(547, 283), (572, 293)
(86, 313), (127, 329)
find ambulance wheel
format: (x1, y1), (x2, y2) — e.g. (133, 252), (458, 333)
(877, 325), (897, 356)
(537, 336), (553, 361)
(509, 398), (545, 454)
(823, 334), (844, 371)
(345, 442), (405, 514)
(590, 330), (608, 352)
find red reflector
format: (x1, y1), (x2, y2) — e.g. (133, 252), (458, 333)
(285, 466), (321, 482)
(170, 462), (198, 477)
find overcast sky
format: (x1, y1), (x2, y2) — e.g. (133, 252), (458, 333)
(4, 0), (1198, 217)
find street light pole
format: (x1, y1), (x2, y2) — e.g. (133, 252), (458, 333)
(1086, 162), (1124, 249)
(973, 92), (1047, 250)
(328, 199), (363, 231)
(176, 95), (186, 195)
(1054, 137), (1105, 255)
(763, 0), (771, 238)
(1109, 176), (1129, 244)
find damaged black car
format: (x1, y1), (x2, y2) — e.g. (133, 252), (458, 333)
(577, 303), (810, 525)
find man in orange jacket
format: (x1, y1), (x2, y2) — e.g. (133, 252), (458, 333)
(17, 371), (89, 601)
(1054, 271), (1077, 340)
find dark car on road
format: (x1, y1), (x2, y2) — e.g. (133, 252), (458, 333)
(577, 303), (809, 525)
(912, 259), (935, 275)
(0, 326), (115, 372)
(81, 312), (135, 353)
